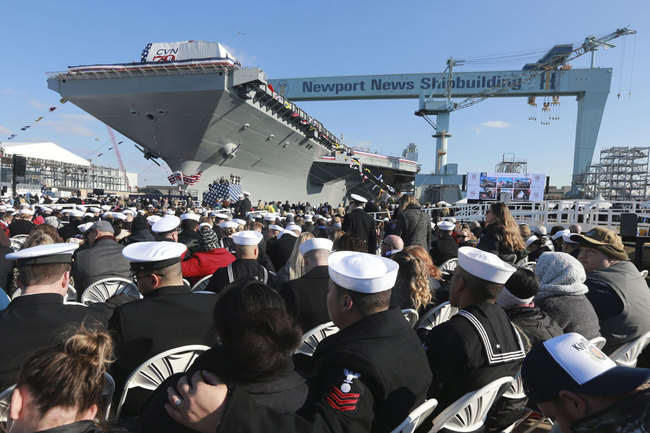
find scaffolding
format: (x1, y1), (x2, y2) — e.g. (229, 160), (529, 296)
(495, 153), (528, 173)
(0, 154), (131, 194)
(582, 146), (650, 200)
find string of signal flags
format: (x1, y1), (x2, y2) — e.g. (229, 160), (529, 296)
(4, 98), (69, 141)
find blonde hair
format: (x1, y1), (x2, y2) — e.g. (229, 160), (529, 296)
(398, 194), (419, 213)
(489, 202), (526, 251)
(392, 250), (433, 310)
(287, 232), (315, 280)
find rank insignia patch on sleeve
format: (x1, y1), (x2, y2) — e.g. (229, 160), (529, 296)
(326, 385), (360, 412)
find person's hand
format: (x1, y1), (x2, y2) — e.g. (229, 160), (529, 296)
(165, 370), (228, 433)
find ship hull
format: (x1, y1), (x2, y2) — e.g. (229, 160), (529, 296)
(48, 67), (416, 203)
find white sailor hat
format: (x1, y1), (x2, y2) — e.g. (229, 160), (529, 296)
(19, 203), (30, 209)
(232, 230), (263, 246)
(445, 217), (457, 223)
(278, 229), (298, 239)
(152, 215), (180, 233)
(70, 209), (85, 218)
(112, 212), (127, 221)
(77, 222), (94, 234)
(457, 246), (516, 284)
(299, 238), (333, 255)
(350, 194), (368, 203)
(244, 191), (250, 196)
(123, 209), (135, 216)
(247, 213), (256, 220)
(269, 224), (283, 232)
(562, 233), (578, 244)
(304, 214), (313, 221)
(328, 251), (398, 294)
(42, 207), (53, 213)
(534, 225), (547, 236)
(61, 209), (71, 214)
(165, 209), (176, 215)
(101, 205), (111, 211)
(233, 218), (246, 226)
(214, 213), (229, 220)
(238, 194), (244, 198)
(84, 212), (94, 218)
(552, 229), (570, 241)
(437, 221), (455, 230)
(6, 243), (79, 266)
(220, 221), (239, 229)
(122, 241), (187, 272)
(19, 209), (34, 216)
(198, 222), (212, 230)
(525, 235), (540, 248)
(102, 212), (112, 219)
(138, 210), (146, 215)
(76, 205), (86, 211)
(180, 213), (200, 222)
(89, 207), (101, 213)
(264, 213), (276, 222)
(286, 224), (302, 233)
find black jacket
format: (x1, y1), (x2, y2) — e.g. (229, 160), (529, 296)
(505, 306), (564, 350)
(217, 308), (432, 433)
(477, 224), (518, 264)
(0, 293), (106, 389)
(206, 259), (272, 294)
(430, 232), (459, 266)
(342, 208), (376, 254)
(279, 266), (331, 333)
(268, 234), (297, 271)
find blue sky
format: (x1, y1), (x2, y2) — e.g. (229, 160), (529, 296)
(0, 1), (648, 188)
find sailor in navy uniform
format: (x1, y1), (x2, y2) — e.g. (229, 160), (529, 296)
(0, 243), (106, 389)
(206, 230), (273, 293)
(279, 237), (333, 332)
(151, 215), (181, 242)
(166, 251), (432, 433)
(342, 194), (377, 254)
(422, 247), (525, 421)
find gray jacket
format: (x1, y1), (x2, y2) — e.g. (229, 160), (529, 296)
(396, 205), (431, 249)
(536, 294), (601, 340)
(73, 237), (132, 292)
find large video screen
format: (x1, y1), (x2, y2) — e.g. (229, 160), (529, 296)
(466, 172), (545, 202)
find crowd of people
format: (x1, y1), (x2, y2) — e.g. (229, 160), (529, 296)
(0, 191), (648, 433)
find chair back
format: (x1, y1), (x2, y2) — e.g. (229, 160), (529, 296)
(417, 302), (458, 331)
(101, 373), (115, 421)
(390, 398), (438, 433)
(438, 258), (458, 277)
(193, 291), (216, 295)
(0, 384), (15, 423)
(428, 376), (514, 433)
(519, 261), (536, 272)
(294, 322), (339, 356)
(191, 275), (212, 292)
(113, 344), (209, 420)
(66, 285), (77, 302)
(402, 309), (419, 328)
(589, 336), (607, 350)
(609, 331), (650, 367)
(81, 277), (140, 305)
(640, 269), (648, 279)
(9, 235), (28, 252)
(182, 278), (191, 289)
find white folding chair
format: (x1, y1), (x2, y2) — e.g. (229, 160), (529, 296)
(182, 278), (191, 289)
(589, 336), (607, 350)
(193, 291), (216, 295)
(294, 322), (340, 356)
(66, 285), (77, 302)
(81, 277), (140, 305)
(113, 344), (209, 420)
(519, 261), (537, 272)
(500, 372), (534, 433)
(10, 235), (28, 252)
(101, 373), (115, 422)
(0, 384), (15, 423)
(609, 331), (650, 367)
(402, 308), (419, 328)
(191, 275), (212, 292)
(438, 258), (458, 277)
(426, 376), (514, 433)
(417, 302), (458, 331)
(640, 269), (648, 279)
(390, 398), (438, 433)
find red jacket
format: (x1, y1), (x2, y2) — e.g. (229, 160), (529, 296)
(182, 248), (236, 285)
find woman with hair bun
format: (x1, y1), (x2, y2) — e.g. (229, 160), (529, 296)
(139, 279), (308, 431)
(7, 326), (113, 433)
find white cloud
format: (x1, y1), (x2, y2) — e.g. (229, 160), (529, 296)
(43, 120), (94, 137)
(60, 113), (96, 122)
(27, 99), (48, 110)
(480, 121), (510, 129)
(0, 126), (11, 136)
(222, 44), (257, 67)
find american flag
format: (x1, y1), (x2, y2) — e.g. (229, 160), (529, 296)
(203, 183), (243, 205)
(168, 171), (202, 186)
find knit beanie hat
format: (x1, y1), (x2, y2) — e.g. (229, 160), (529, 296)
(44, 216), (61, 229)
(535, 252), (588, 299)
(199, 226), (220, 251)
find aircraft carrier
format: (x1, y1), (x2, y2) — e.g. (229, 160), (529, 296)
(47, 41), (417, 204)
